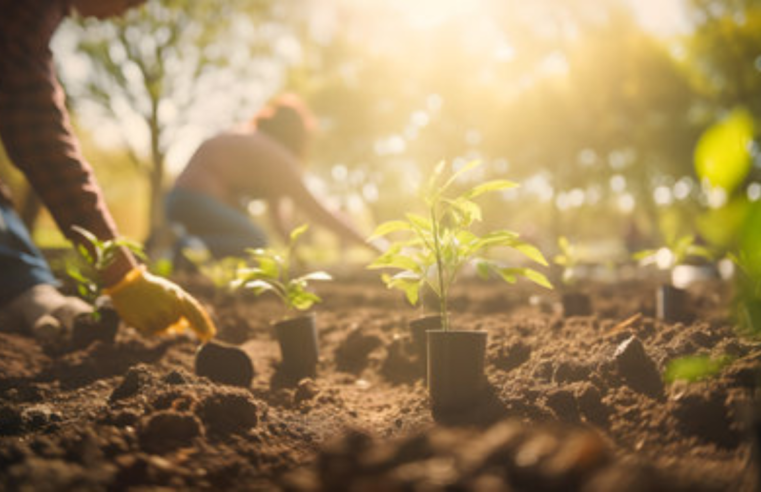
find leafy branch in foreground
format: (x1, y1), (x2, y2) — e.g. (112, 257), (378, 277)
(68, 225), (148, 303)
(368, 160), (552, 331)
(231, 225), (332, 313)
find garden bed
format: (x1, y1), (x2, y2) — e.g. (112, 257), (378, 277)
(0, 272), (758, 491)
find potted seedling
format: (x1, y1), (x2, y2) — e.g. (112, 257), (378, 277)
(369, 160), (552, 411)
(63, 226), (148, 350)
(232, 224), (332, 381)
(634, 233), (713, 322)
(553, 236), (592, 317)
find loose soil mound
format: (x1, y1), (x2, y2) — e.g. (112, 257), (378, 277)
(0, 274), (758, 490)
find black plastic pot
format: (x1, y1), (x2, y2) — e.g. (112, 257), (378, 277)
(273, 313), (319, 380)
(656, 284), (687, 322)
(561, 291), (592, 317)
(427, 330), (487, 411)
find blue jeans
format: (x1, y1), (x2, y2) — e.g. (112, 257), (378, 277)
(0, 201), (57, 306)
(165, 188), (268, 259)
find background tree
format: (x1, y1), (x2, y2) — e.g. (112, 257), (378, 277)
(60, 0), (278, 244)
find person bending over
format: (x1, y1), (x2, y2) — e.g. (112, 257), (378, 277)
(166, 95), (373, 259)
(0, 0), (215, 342)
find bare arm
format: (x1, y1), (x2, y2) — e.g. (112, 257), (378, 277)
(250, 135), (373, 251)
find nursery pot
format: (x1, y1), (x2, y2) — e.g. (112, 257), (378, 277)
(561, 291), (592, 317)
(427, 330), (487, 411)
(656, 284), (687, 323)
(273, 313), (319, 379)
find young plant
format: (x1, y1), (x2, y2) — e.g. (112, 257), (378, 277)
(368, 160), (552, 331)
(633, 233), (713, 273)
(68, 225), (148, 305)
(232, 224), (332, 313)
(554, 236), (580, 287)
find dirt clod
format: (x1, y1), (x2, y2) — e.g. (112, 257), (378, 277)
(195, 341), (255, 388)
(612, 336), (664, 399)
(138, 411), (204, 453)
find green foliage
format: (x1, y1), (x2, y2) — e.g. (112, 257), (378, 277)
(554, 236), (580, 286)
(368, 161), (551, 331)
(182, 247), (245, 292)
(694, 108), (754, 196)
(664, 354), (733, 383)
(68, 225), (147, 303)
(232, 225), (332, 312)
(633, 234), (713, 271)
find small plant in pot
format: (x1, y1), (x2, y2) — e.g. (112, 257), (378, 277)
(553, 236), (592, 317)
(232, 224), (332, 381)
(61, 226), (148, 351)
(369, 160), (552, 411)
(634, 233), (713, 323)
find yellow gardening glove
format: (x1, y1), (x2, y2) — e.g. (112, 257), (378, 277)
(103, 266), (216, 342)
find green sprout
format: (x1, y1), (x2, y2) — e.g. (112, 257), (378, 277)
(633, 233), (713, 272)
(554, 236), (580, 286)
(664, 354), (734, 383)
(68, 225), (148, 304)
(368, 160), (552, 331)
(231, 224), (332, 312)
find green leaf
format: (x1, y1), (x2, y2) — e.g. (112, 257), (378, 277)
(368, 253), (421, 272)
(385, 271), (423, 305)
(633, 249), (658, 262)
(440, 160), (481, 195)
(694, 108), (754, 195)
(288, 289), (321, 311)
(496, 267), (553, 289)
(664, 355), (733, 383)
(405, 213), (432, 231)
(512, 240), (549, 266)
(296, 271), (333, 282)
(289, 223), (309, 243)
(447, 197), (482, 224)
(461, 179), (519, 200)
(242, 279), (277, 293)
(369, 220), (413, 239)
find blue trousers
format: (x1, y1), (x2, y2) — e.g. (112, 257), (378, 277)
(165, 188), (268, 259)
(0, 201), (57, 306)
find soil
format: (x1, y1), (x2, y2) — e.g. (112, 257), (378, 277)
(1, 271), (759, 491)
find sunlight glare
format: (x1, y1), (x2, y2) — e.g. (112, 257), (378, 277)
(388, 0), (482, 28)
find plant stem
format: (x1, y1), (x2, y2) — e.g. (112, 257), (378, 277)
(430, 204), (449, 331)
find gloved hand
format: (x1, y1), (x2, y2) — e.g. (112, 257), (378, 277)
(103, 266), (216, 342)
(0, 284), (92, 344)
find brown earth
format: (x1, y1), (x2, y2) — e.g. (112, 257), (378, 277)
(0, 271), (759, 491)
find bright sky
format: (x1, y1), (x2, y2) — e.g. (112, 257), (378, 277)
(626, 0), (689, 35)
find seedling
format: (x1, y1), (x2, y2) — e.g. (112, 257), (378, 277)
(633, 233), (713, 273)
(368, 160), (552, 331)
(635, 233), (714, 322)
(68, 225), (148, 306)
(554, 236), (580, 286)
(232, 224), (332, 313)
(232, 224), (331, 380)
(553, 236), (593, 316)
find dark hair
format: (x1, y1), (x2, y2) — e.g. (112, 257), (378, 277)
(253, 94), (316, 159)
